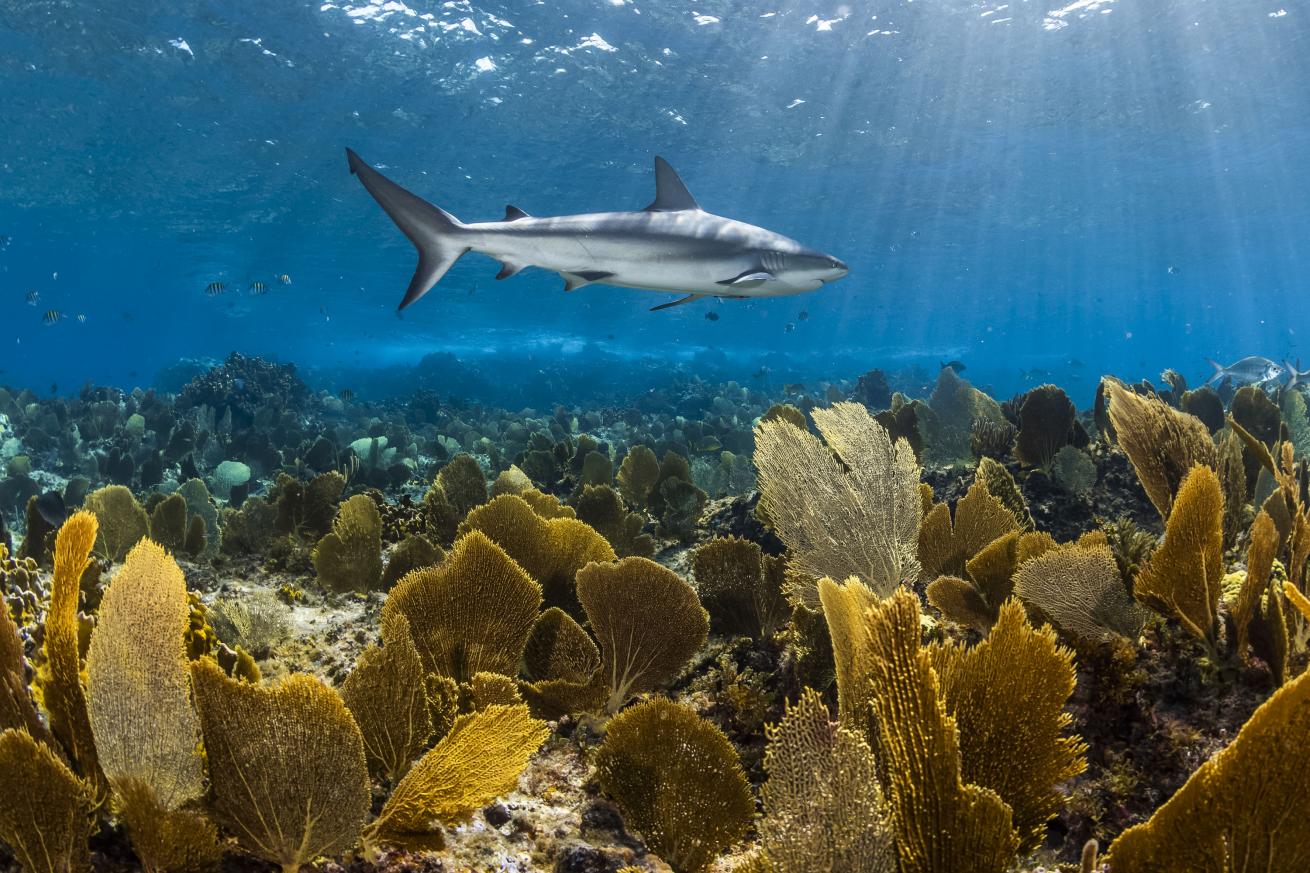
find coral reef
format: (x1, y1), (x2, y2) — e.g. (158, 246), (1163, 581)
(2, 357), (1310, 873)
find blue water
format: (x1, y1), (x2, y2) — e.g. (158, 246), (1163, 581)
(2, 0), (1307, 408)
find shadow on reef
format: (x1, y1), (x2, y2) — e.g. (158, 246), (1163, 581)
(2, 355), (1310, 872)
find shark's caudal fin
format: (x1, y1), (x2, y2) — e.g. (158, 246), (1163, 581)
(346, 148), (468, 310)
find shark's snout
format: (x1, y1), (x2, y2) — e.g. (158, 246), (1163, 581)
(822, 256), (848, 283)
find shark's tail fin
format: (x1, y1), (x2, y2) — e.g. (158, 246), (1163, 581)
(346, 148), (468, 310)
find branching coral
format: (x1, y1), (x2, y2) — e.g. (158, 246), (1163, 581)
(1133, 465), (1224, 649)
(312, 493), (384, 592)
(364, 703), (547, 851)
(691, 536), (789, 640)
(190, 658), (371, 872)
(576, 557), (708, 713)
(755, 688), (896, 873)
(1104, 379), (1217, 521)
(341, 610), (433, 782)
(383, 530), (542, 683)
(594, 698), (754, 873)
(459, 493), (615, 610)
(1106, 660), (1310, 871)
(755, 401), (923, 601)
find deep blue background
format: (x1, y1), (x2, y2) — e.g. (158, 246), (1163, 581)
(1, 0), (1307, 406)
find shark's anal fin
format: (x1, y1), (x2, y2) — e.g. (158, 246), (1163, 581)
(650, 293), (704, 312)
(562, 271), (615, 292)
(717, 270), (774, 289)
(504, 205), (531, 221)
(496, 261), (526, 280)
(644, 157), (701, 212)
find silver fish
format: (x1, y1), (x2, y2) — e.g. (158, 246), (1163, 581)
(1205, 356), (1284, 387)
(346, 149), (848, 312)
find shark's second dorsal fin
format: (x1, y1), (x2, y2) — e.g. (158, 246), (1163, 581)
(645, 157), (700, 212)
(504, 205), (531, 221)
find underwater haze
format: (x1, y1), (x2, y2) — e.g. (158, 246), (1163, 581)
(2, 0), (1308, 405)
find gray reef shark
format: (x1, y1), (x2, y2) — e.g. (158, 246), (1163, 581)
(346, 149), (848, 311)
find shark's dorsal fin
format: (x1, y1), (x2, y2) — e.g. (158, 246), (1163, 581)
(504, 205), (531, 221)
(645, 157), (700, 212)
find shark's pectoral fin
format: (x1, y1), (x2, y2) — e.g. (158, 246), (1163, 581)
(717, 270), (774, 289)
(496, 261), (527, 280)
(562, 271), (615, 292)
(503, 205), (531, 221)
(650, 293), (705, 312)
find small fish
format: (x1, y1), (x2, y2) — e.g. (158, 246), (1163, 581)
(940, 360), (967, 374)
(42, 309), (62, 325)
(278, 273), (292, 285)
(76, 313), (86, 323)
(704, 311), (720, 322)
(48, 383), (57, 395)
(752, 366), (771, 380)
(25, 290), (39, 305)
(205, 281), (227, 296)
(338, 388), (355, 402)
(0, 235), (10, 250)
(784, 322), (795, 333)
(797, 309), (809, 321)
(784, 383), (806, 394)
(696, 435), (722, 452)
(249, 281), (268, 295)
(1205, 356), (1283, 387)
(1167, 265), (1179, 275)
(1021, 368), (1052, 382)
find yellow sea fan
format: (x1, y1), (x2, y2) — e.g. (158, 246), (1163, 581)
(86, 538), (205, 811)
(40, 511), (105, 795)
(190, 658), (371, 871)
(365, 703), (547, 850)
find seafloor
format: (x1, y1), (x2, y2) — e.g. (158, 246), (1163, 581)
(1, 352), (1308, 873)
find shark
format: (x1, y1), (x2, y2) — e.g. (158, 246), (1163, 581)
(345, 148), (848, 311)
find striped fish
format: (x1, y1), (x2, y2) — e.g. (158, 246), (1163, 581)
(278, 273), (292, 285)
(42, 309), (62, 325)
(205, 281), (227, 296)
(249, 281), (268, 295)
(25, 290), (39, 305)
